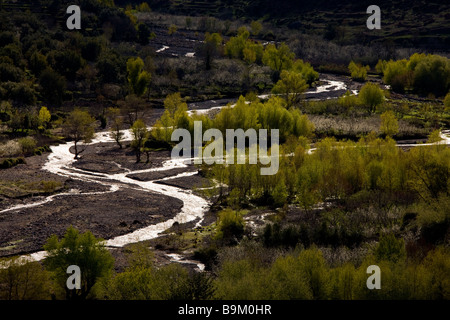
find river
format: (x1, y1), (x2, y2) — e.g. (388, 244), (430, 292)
(3, 76), (449, 270)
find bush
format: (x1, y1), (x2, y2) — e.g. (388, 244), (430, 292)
(0, 157), (25, 169)
(374, 234), (406, 263)
(39, 69), (66, 105)
(359, 82), (385, 114)
(382, 54), (450, 97)
(380, 111), (399, 137)
(413, 54), (450, 97)
(18, 137), (37, 155)
(0, 258), (52, 300)
(216, 209), (245, 243)
(9, 83), (37, 106)
(34, 145), (51, 156)
(348, 61), (369, 82)
(0, 63), (23, 82)
(81, 38), (102, 62)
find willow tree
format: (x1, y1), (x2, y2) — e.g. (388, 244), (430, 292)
(131, 119), (148, 163)
(262, 42), (295, 81)
(63, 109), (95, 159)
(444, 92), (450, 112)
(380, 111), (398, 137)
(108, 107), (124, 149)
(359, 82), (385, 114)
(203, 32), (222, 70)
(43, 226), (114, 300)
(126, 57), (151, 97)
(272, 70), (308, 108)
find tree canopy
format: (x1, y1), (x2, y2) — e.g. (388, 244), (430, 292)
(43, 226), (114, 300)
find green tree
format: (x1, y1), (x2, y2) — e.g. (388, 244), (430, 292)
(168, 24), (177, 36)
(0, 62), (23, 82)
(81, 38), (102, 62)
(97, 50), (126, 84)
(271, 178), (288, 207)
(47, 50), (84, 81)
(374, 234), (406, 263)
(422, 247), (450, 299)
(131, 119), (148, 163)
(412, 54), (450, 97)
(375, 59), (387, 75)
(63, 109), (96, 159)
(214, 259), (265, 299)
(427, 129), (443, 144)
(272, 70), (308, 108)
(266, 255), (313, 299)
(43, 226), (114, 300)
(18, 136), (36, 155)
(138, 2), (151, 12)
(444, 92), (450, 112)
(203, 32), (222, 70)
(383, 59), (410, 93)
(164, 92), (188, 121)
(38, 106), (51, 130)
(348, 61), (370, 82)
(126, 57), (151, 97)
(250, 20), (262, 36)
(108, 107), (124, 148)
(291, 59), (319, 86)
(262, 43), (295, 80)
(39, 69), (66, 105)
(29, 51), (48, 76)
(224, 28), (249, 60)
(9, 83), (37, 107)
(216, 209), (245, 244)
(380, 110), (398, 137)
(137, 23), (151, 45)
(120, 94), (147, 127)
(359, 82), (385, 114)
(0, 258), (52, 300)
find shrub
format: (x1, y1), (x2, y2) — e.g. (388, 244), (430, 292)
(444, 92), (450, 112)
(382, 54), (450, 96)
(374, 234), (406, 263)
(18, 137), (37, 155)
(380, 111), (399, 137)
(216, 209), (245, 243)
(0, 157), (25, 169)
(413, 54), (450, 97)
(348, 61), (370, 81)
(0, 140), (21, 157)
(359, 82), (385, 114)
(168, 24), (177, 36)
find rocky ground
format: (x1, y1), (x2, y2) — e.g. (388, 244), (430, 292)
(0, 142), (212, 260)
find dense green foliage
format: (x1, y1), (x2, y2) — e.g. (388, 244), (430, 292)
(207, 132), (450, 211)
(358, 82), (385, 114)
(379, 54), (450, 97)
(213, 245), (450, 300)
(43, 226), (114, 300)
(348, 61), (370, 82)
